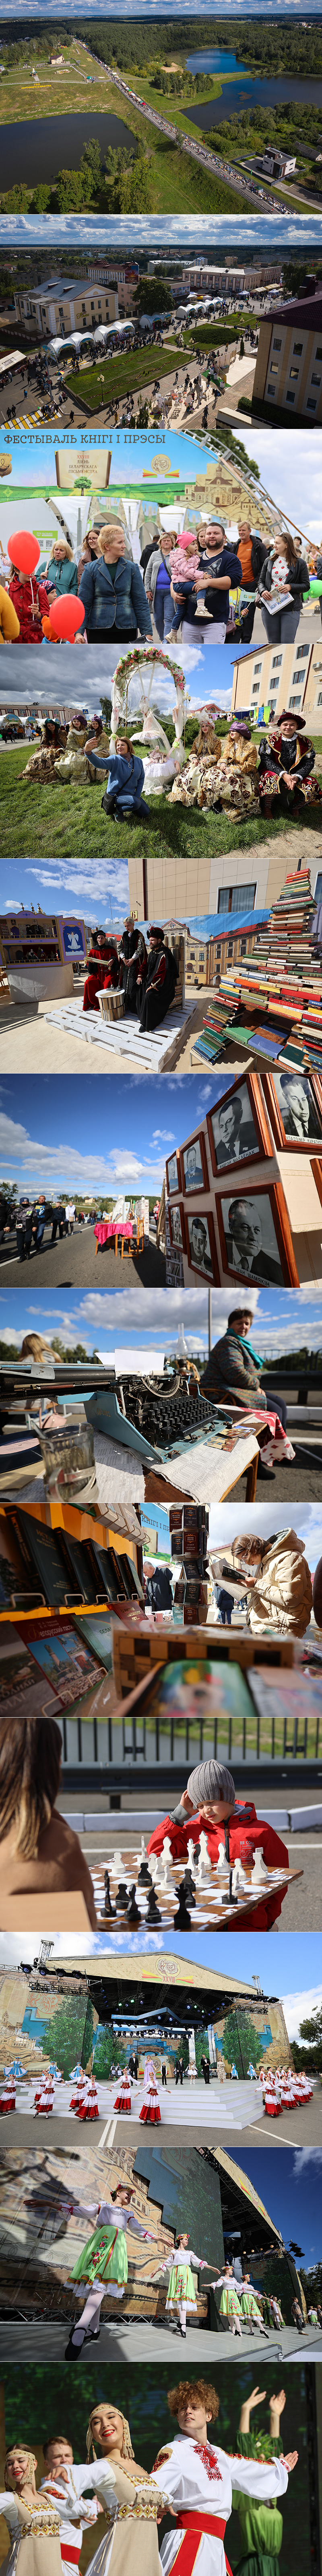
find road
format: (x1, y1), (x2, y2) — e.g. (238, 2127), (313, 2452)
(0, 1221), (166, 1287)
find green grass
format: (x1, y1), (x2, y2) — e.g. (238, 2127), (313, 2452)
(2, 744), (322, 862)
(68, 341), (178, 409)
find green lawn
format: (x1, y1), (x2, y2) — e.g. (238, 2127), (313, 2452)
(2, 745), (321, 862)
(67, 341), (178, 409)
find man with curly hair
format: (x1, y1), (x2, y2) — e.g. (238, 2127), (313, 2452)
(153, 2379), (297, 2576)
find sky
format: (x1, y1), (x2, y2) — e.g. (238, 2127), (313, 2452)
(0, 1), (320, 17)
(2, 215), (322, 246)
(0, 1931), (321, 2027)
(230, 2145), (322, 2266)
(0, 636), (234, 712)
(2, 1281), (322, 1361)
(0, 1069), (255, 1197)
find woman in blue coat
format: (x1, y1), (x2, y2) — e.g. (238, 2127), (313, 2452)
(45, 542), (78, 609)
(78, 522), (153, 643)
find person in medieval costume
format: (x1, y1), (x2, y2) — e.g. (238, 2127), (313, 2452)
(136, 930), (177, 1035)
(65, 2184), (154, 2359)
(83, 936), (119, 1014)
(152, 2379), (297, 2576)
(118, 926), (147, 1013)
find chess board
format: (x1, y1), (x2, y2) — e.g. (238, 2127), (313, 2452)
(92, 1845), (303, 1931)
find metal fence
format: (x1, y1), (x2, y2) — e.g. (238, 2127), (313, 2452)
(60, 1697), (322, 1770)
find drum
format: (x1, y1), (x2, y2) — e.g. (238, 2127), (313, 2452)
(98, 990), (126, 1022)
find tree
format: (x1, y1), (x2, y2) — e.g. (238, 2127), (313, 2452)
(80, 135), (103, 194)
(56, 167), (85, 211)
(32, 184), (51, 210)
(217, 423), (260, 480)
(119, 152), (153, 214)
(292, 2003), (322, 2074)
(92, 2024), (119, 2079)
(219, 2009), (263, 2077)
(39, 1994), (92, 2077)
(132, 275), (173, 316)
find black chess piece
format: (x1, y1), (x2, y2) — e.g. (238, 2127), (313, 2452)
(229, 1867), (238, 1905)
(194, 1843), (200, 1867)
(117, 1881), (129, 1908)
(103, 1870), (116, 1919)
(146, 1887), (162, 1924)
(126, 1884), (142, 1925)
(138, 1862), (153, 1887)
(173, 1880), (192, 1929)
(182, 1870), (196, 1907)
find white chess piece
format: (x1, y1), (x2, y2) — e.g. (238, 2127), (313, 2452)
(198, 1830), (211, 1876)
(216, 1839), (229, 1874)
(231, 1860), (246, 1893)
(150, 1854), (159, 1886)
(162, 1837), (173, 1874)
(251, 1846), (270, 1884)
(161, 1856), (170, 1890)
(187, 1838), (196, 1875)
(111, 1849), (123, 1877)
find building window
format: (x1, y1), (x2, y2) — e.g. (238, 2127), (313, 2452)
(315, 345), (322, 359)
(289, 367), (299, 381)
(317, 694), (322, 709)
(272, 654), (283, 668)
(293, 340), (303, 353)
(269, 362), (279, 376)
(254, 661), (262, 672)
(252, 683), (260, 695)
(291, 672), (304, 688)
(272, 336), (282, 349)
(285, 392), (295, 404)
(295, 643), (309, 659)
(311, 374), (321, 388)
(217, 883), (256, 914)
(306, 398), (317, 412)
(268, 387), (275, 397)
(288, 694), (301, 708)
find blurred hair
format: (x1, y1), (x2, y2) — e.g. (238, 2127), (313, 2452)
(0, 1718), (62, 1858)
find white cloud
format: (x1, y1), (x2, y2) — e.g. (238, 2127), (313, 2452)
(281, 1987), (322, 2043)
(0, 1112), (160, 1191)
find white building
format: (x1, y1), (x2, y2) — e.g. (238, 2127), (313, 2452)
(14, 275), (119, 341)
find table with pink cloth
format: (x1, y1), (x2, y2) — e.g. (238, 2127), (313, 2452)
(94, 1219), (134, 1252)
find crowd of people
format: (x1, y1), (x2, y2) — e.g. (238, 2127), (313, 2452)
(1, 508), (318, 658)
(171, 709), (322, 813)
(0, 2381), (299, 2572)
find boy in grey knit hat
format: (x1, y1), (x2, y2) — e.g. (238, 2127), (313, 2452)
(147, 1750), (289, 1927)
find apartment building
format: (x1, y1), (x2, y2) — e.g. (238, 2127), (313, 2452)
(252, 275), (322, 421)
(231, 621), (322, 730)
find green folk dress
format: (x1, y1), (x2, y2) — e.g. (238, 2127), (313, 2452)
(70, 2199), (150, 2289)
(232, 2430), (283, 2576)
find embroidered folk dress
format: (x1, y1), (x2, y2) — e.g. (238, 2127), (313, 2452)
(70, 2198), (152, 2293)
(231, 2429), (283, 2576)
(216, 2275), (243, 2325)
(114, 2069), (132, 2114)
(153, 2436), (289, 2576)
(0, 2486), (63, 2576)
(239, 2286), (264, 2326)
(157, 2248), (206, 2315)
(69, 2457), (168, 2576)
(139, 2062), (161, 2126)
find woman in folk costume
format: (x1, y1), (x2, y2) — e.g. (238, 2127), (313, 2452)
(0, 2445), (64, 2576)
(215, 2267), (243, 2338)
(139, 2059), (161, 2127)
(68, 2402), (171, 2576)
(34, 2071), (55, 2117)
(78, 2072), (99, 2122)
(65, 2182), (154, 2358)
(114, 2065), (132, 2114)
(231, 2382), (287, 2576)
(238, 2275), (269, 2338)
(69, 2064), (83, 2111)
(153, 2231), (208, 2339)
(152, 2378), (297, 2576)
(264, 2079), (282, 2120)
(0, 2071), (16, 2114)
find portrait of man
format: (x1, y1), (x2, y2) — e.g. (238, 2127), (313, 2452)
(274, 1072), (322, 1144)
(188, 1212), (213, 1276)
(211, 1087), (259, 1168)
(222, 1192), (283, 1286)
(183, 1137), (204, 1192)
(171, 1204), (183, 1248)
(167, 1152), (179, 1194)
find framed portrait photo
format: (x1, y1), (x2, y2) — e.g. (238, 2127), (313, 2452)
(206, 1071), (272, 1177)
(166, 1151), (180, 1197)
(168, 1200), (186, 1253)
(215, 1179), (299, 1289)
(186, 1205), (219, 1283)
(262, 1067), (322, 1153)
(180, 1130), (209, 1197)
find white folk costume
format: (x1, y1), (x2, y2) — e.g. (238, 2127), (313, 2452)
(114, 2069), (132, 2114)
(40, 2462), (105, 2576)
(68, 2457), (168, 2576)
(139, 2061), (161, 2126)
(153, 2434), (289, 2576)
(68, 2197), (153, 2345)
(0, 2076), (16, 2114)
(76, 2075), (99, 2123)
(34, 2075), (55, 2116)
(215, 2274), (242, 2336)
(0, 2485), (63, 2576)
(156, 2246), (207, 2335)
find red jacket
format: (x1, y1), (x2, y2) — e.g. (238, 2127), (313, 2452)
(147, 1799), (289, 1929)
(8, 573), (49, 643)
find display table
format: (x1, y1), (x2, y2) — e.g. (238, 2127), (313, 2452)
(95, 1219), (134, 1257)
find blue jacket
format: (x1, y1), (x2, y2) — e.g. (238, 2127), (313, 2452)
(89, 749), (146, 803)
(78, 555), (153, 637)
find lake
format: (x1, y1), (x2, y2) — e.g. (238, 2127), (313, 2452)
(0, 108), (137, 187)
(186, 46), (322, 127)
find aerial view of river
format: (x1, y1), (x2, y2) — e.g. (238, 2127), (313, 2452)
(186, 46), (322, 127)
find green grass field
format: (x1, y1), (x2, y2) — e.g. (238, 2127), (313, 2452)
(2, 745), (321, 862)
(68, 340), (178, 409)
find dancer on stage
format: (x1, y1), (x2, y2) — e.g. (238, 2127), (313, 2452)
(231, 2385), (287, 2576)
(139, 2061), (161, 2126)
(239, 2276), (269, 2338)
(114, 2067), (132, 2114)
(41, 2433), (103, 2576)
(215, 2265), (243, 2338)
(65, 2183), (154, 2358)
(61, 2403), (171, 2576)
(75, 2072), (99, 2123)
(152, 2233), (208, 2338)
(153, 2379), (297, 2576)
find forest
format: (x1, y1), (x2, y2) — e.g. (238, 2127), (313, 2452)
(2, 16), (322, 76)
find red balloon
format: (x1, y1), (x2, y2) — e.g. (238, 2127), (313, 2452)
(49, 595), (85, 639)
(8, 530), (40, 573)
